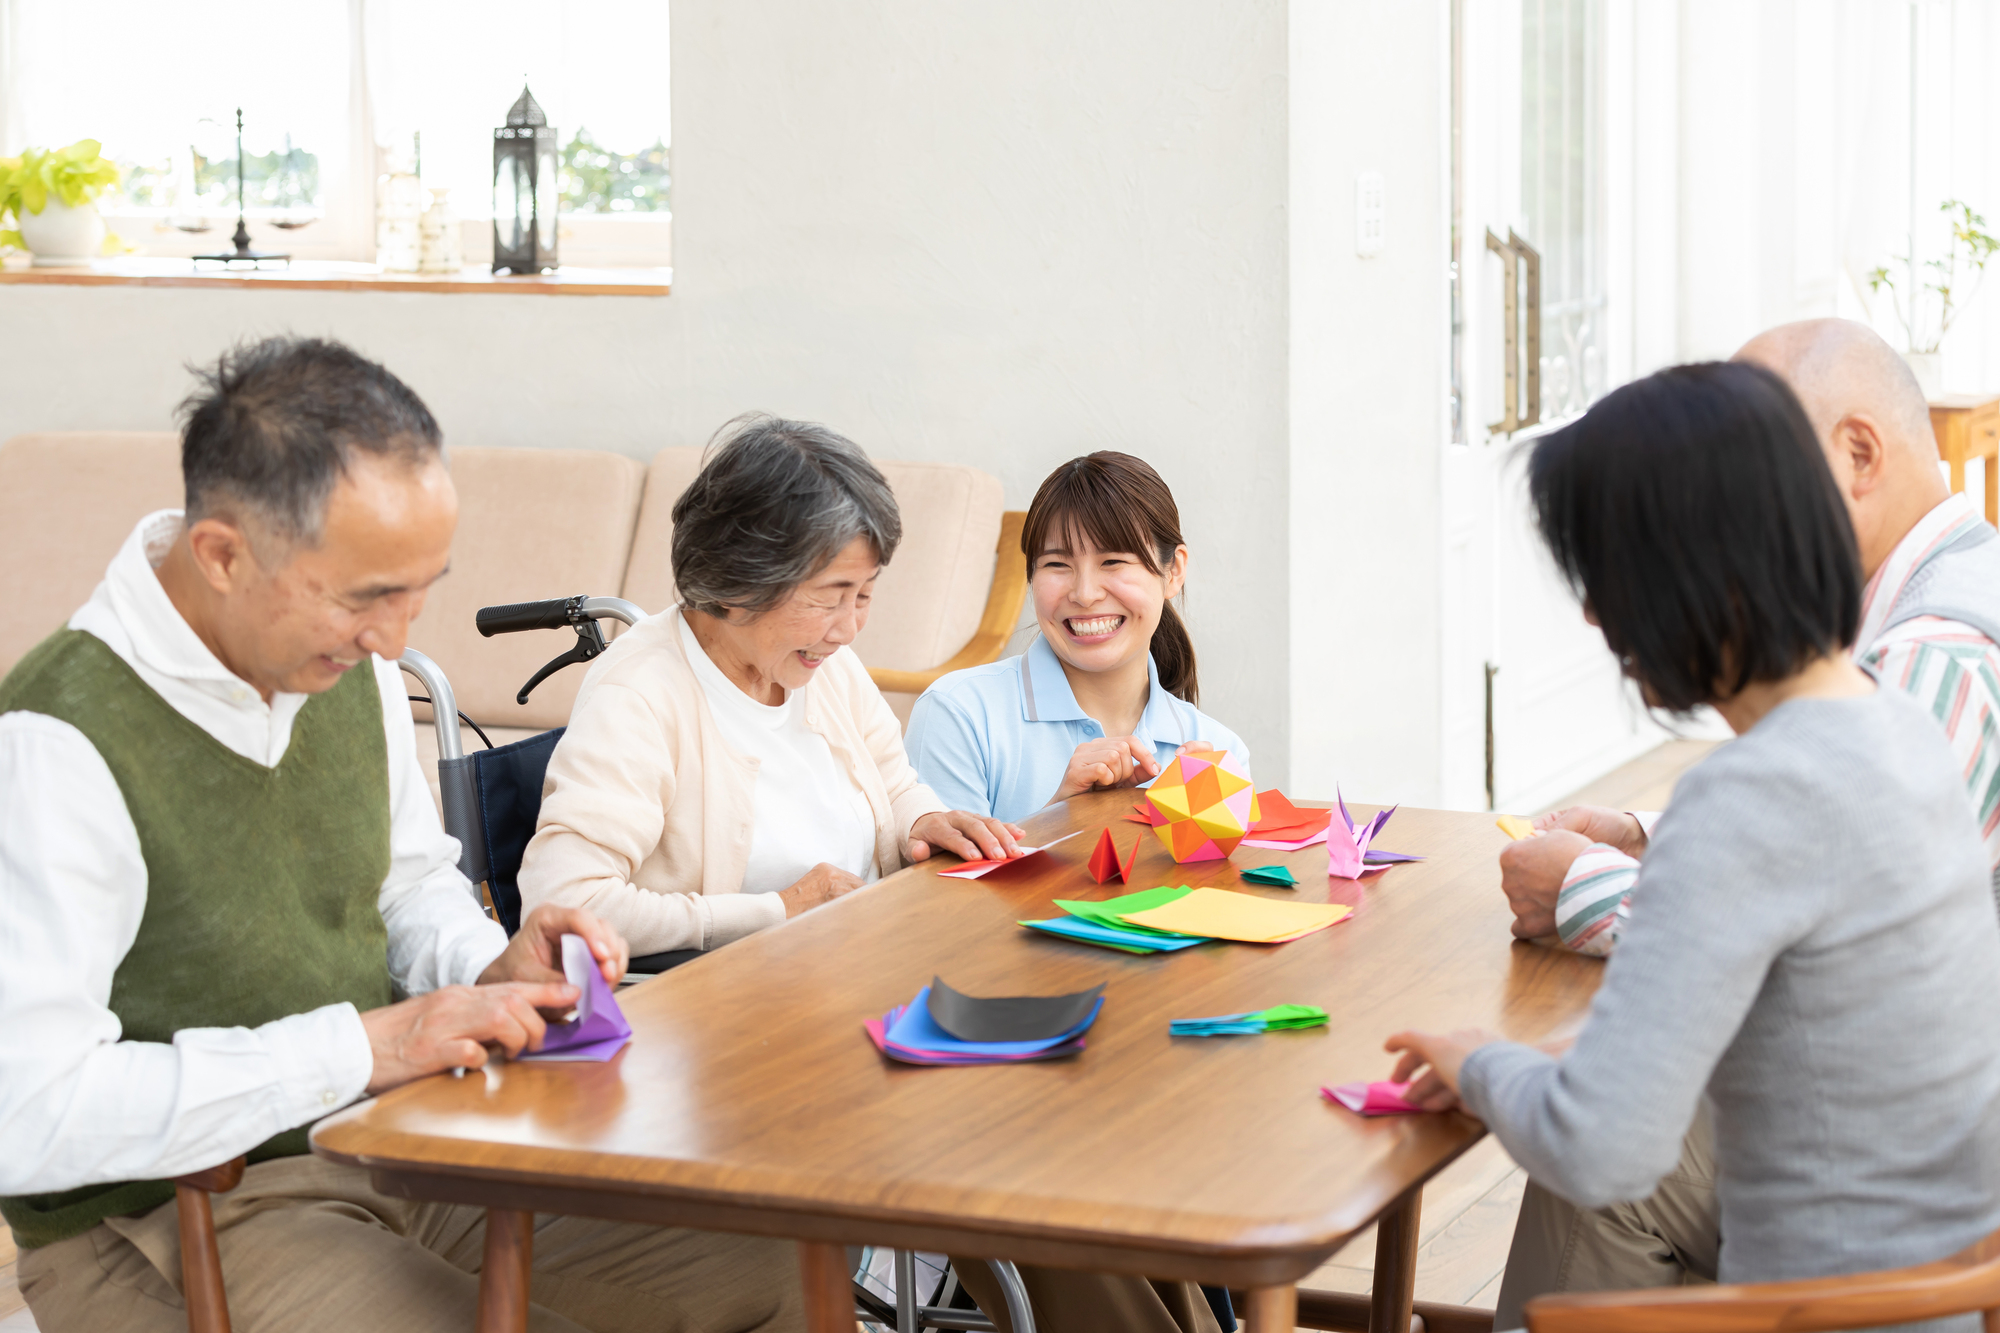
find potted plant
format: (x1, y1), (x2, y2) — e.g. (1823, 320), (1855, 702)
(1868, 200), (2000, 398)
(0, 139), (120, 266)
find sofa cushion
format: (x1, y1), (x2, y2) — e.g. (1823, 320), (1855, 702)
(620, 452), (1003, 678)
(0, 433), (182, 675)
(405, 446), (647, 731)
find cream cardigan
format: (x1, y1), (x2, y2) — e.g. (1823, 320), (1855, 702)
(517, 611), (948, 954)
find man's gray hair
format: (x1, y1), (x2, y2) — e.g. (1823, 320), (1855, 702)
(177, 336), (443, 547)
(671, 414), (902, 616)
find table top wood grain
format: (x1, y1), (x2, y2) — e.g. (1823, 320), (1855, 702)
(312, 791), (1603, 1287)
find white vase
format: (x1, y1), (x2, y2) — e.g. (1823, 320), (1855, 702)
(1904, 350), (1945, 400)
(18, 199), (105, 266)
(418, 188), (462, 273)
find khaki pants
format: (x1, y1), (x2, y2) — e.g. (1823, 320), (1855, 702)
(1493, 1107), (1719, 1330)
(18, 1155), (803, 1333)
(953, 1257), (1224, 1333)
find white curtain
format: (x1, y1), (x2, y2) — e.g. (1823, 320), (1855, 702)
(0, 0), (21, 158)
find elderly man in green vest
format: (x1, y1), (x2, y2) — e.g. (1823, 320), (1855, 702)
(0, 337), (802, 1332)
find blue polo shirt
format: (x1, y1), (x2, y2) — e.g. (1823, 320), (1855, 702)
(905, 634), (1250, 824)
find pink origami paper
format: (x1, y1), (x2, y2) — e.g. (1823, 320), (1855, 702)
(519, 934), (633, 1062)
(937, 830), (1082, 880)
(1322, 1080), (1426, 1116)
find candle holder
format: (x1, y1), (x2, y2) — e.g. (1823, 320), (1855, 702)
(193, 109), (289, 268)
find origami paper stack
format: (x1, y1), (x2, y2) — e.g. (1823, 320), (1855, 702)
(1170, 1003), (1329, 1036)
(865, 977), (1105, 1066)
(1141, 750), (1261, 862)
(519, 934), (633, 1062)
(1321, 1080), (1427, 1116)
(1021, 885), (1209, 954)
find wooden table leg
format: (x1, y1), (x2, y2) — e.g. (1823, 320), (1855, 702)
(1244, 1283), (1299, 1332)
(797, 1240), (853, 1333)
(1370, 1191), (1423, 1333)
(478, 1208), (534, 1333)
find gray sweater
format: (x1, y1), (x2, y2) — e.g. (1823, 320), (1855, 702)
(1462, 685), (2000, 1286)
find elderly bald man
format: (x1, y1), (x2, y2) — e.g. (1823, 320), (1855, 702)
(1489, 318), (2000, 1327)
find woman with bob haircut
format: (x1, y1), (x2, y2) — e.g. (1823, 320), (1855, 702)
(905, 451), (1248, 825)
(1385, 362), (2000, 1307)
(517, 414), (1023, 955)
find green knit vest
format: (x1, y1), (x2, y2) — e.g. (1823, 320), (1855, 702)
(0, 629), (394, 1249)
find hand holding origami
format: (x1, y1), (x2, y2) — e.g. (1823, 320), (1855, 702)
(908, 811), (1027, 863)
(1381, 1026), (1502, 1112)
(1052, 736), (1163, 804)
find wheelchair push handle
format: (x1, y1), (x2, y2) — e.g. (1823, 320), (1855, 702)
(474, 595), (648, 704)
(477, 598), (580, 637)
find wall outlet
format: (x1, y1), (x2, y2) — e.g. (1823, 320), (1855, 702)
(1355, 171), (1385, 257)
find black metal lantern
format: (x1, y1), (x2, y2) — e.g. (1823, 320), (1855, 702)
(492, 85), (558, 274)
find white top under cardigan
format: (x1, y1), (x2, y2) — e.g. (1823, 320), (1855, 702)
(517, 608), (949, 955)
(675, 611), (878, 894)
(0, 511), (506, 1196)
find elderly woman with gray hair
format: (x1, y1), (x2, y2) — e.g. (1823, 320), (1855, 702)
(517, 415), (1023, 954)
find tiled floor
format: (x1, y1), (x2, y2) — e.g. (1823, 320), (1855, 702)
(0, 740), (1721, 1332)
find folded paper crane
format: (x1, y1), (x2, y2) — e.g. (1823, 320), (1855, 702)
(519, 934), (633, 1062)
(1088, 828), (1142, 884)
(1142, 749), (1261, 862)
(1327, 792), (1421, 880)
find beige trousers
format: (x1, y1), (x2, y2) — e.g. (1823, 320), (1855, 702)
(17, 1155), (803, 1333)
(1492, 1107), (1719, 1330)
(953, 1257), (1224, 1333)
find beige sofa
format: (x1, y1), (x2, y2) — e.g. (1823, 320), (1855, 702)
(0, 432), (1029, 809)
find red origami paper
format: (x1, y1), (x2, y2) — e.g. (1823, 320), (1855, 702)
(1087, 828), (1141, 884)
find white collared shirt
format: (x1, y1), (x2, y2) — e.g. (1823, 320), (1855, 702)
(0, 511), (506, 1195)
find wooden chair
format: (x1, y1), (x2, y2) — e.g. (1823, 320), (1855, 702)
(1525, 1223), (2000, 1333)
(173, 1156), (246, 1333)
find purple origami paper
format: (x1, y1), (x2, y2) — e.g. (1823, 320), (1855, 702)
(519, 934), (633, 1062)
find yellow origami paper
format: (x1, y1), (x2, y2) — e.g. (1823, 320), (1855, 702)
(1495, 815), (1536, 841)
(1120, 887), (1352, 943)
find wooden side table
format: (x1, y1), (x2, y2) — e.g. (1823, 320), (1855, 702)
(1930, 394), (2000, 525)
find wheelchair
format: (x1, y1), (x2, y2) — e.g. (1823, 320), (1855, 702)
(397, 595), (1035, 1333)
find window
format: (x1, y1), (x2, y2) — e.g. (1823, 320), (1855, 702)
(1, 0), (671, 268)
(1519, 0), (1605, 422)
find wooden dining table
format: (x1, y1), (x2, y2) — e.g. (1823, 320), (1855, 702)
(311, 790), (1604, 1333)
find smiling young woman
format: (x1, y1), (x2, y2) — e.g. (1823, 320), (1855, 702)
(905, 451), (1249, 823)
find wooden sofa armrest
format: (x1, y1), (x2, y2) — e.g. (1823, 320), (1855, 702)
(1524, 1225), (2000, 1333)
(868, 510), (1029, 697)
(173, 1155), (246, 1333)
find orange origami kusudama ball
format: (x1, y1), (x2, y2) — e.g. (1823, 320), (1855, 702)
(1143, 750), (1261, 862)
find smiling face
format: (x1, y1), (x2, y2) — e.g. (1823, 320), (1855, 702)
(200, 452), (459, 696)
(695, 535), (881, 701)
(1031, 526), (1187, 678)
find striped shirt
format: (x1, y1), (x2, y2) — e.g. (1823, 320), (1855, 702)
(1553, 493), (2000, 955)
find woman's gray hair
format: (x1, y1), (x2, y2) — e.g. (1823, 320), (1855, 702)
(671, 414), (902, 617)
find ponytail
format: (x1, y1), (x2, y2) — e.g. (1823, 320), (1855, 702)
(1021, 451), (1201, 704)
(1151, 598), (1200, 705)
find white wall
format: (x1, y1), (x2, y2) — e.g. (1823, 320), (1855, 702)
(0, 2), (1296, 781)
(1287, 0), (1446, 805)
